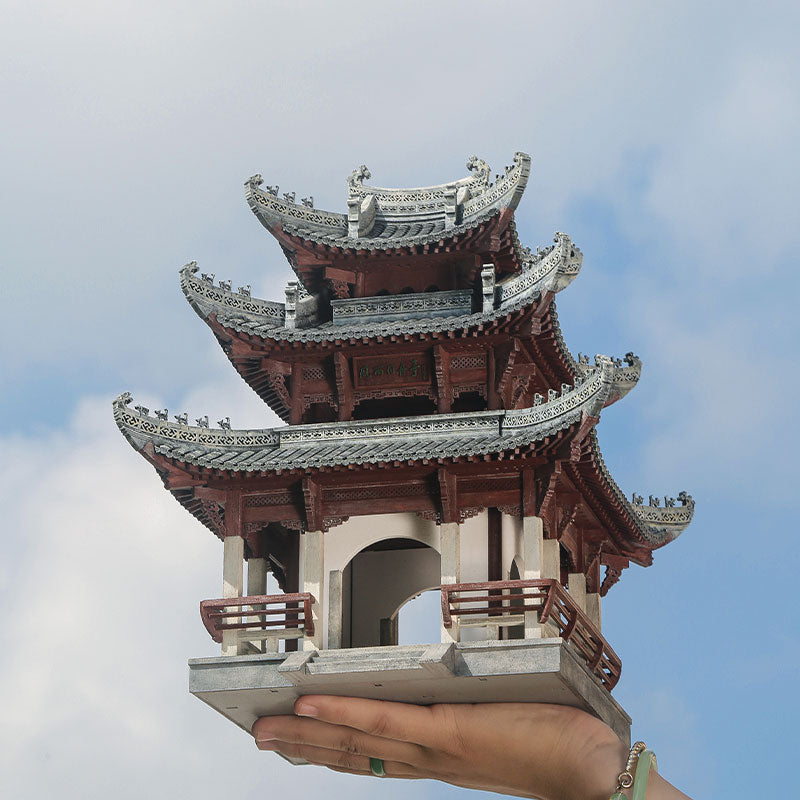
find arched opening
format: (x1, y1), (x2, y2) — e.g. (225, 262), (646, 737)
(400, 286), (415, 295)
(376, 288), (391, 296)
(397, 589), (442, 645)
(424, 284), (440, 293)
(337, 538), (440, 648)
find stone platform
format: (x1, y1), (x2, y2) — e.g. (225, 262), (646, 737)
(189, 638), (631, 752)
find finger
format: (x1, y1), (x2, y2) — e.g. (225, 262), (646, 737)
(293, 695), (440, 748)
(252, 715), (428, 767)
(327, 765), (425, 781)
(261, 740), (422, 778)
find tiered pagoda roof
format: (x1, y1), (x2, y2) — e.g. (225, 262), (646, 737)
(115, 152), (693, 595)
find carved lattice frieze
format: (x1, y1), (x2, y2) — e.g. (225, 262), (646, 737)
(303, 393), (338, 411)
(323, 483), (429, 503)
(496, 504), (522, 517)
(450, 354), (487, 371)
(244, 493), (294, 507)
(302, 365), (328, 382)
(452, 383), (487, 400)
(322, 516), (349, 532)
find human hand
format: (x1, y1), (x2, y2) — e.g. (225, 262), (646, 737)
(252, 696), (633, 800)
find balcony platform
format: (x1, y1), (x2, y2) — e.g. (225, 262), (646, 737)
(189, 638), (631, 757)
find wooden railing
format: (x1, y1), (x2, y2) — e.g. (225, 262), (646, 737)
(441, 579), (621, 690)
(200, 593), (315, 647)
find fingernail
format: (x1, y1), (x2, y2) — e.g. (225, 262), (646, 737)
(256, 740), (278, 751)
(295, 702), (319, 717)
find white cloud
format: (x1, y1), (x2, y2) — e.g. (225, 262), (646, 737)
(0, 392), (466, 800)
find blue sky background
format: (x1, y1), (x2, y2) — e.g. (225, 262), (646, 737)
(1, 2), (798, 798)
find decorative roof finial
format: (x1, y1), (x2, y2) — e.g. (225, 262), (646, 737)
(245, 174), (263, 188)
(113, 392), (133, 409)
(348, 164), (371, 188)
(466, 155), (490, 185)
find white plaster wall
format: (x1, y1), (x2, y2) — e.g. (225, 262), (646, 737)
(319, 510), (494, 647)
(324, 512), (440, 576)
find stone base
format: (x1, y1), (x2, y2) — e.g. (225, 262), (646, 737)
(189, 638), (631, 756)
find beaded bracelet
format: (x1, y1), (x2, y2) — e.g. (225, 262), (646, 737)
(609, 741), (658, 799)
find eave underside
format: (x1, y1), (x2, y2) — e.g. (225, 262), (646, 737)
(209, 299), (575, 424)
(276, 209), (521, 296)
(151, 432), (652, 594)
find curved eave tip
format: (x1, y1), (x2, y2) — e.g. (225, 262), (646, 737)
(575, 353), (642, 407)
(550, 232), (583, 293)
(112, 392), (147, 452)
(178, 261), (216, 321)
(630, 491), (695, 547)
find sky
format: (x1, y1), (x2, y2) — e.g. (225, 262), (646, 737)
(1, 1), (798, 797)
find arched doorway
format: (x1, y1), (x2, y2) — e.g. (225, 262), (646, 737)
(337, 538), (440, 648)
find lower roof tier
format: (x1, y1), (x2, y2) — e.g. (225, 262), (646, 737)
(113, 356), (693, 572)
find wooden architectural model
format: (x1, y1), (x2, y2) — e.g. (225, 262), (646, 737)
(115, 152), (694, 744)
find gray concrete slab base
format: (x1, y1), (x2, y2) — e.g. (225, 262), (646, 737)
(189, 638), (632, 756)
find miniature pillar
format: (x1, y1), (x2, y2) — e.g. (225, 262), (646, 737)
(221, 535), (244, 656)
(585, 592), (602, 630)
(247, 558), (268, 595)
(541, 538), (560, 580)
(284, 282), (297, 329)
(327, 569), (343, 650)
(540, 535), (561, 638)
(522, 516), (544, 638)
(440, 522), (461, 643)
(567, 572), (587, 613)
(247, 558), (269, 653)
(481, 264), (496, 313)
(300, 530), (324, 651)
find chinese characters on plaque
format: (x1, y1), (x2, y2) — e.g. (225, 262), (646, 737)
(352, 353), (431, 388)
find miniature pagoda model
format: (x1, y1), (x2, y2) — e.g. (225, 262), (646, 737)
(115, 152), (693, 744)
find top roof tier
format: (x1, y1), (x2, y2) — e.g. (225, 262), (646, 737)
(244, 153), (532, 294)
(246, 152), (530, 247)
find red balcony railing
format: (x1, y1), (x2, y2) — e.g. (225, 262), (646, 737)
(200, 592), (315, 646)
(441, 579), (621, 690)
